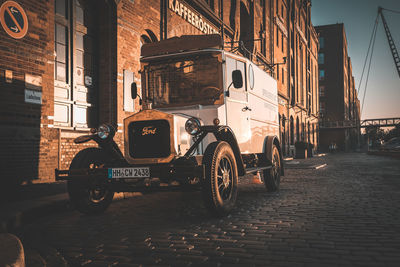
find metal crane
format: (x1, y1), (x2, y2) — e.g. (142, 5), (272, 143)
(378, 7), (400, 79)
(358, 6), (400, 115)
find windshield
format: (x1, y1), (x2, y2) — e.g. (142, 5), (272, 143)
(142, 52), (223, 108)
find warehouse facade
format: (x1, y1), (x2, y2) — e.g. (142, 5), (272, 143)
(273, 0), (319, 156)
(0, 0), (317, 189)
(315, 23), (361, 151)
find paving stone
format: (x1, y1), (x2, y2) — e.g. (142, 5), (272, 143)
(18, 153), (400, 266)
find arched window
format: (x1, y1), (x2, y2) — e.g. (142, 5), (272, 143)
(140, 29), (158, 46)
(140, 34), (151, 45)
(279, 114), (281, 128)
(313, 124), (315, 145)
(296, 117), (300, 142)
(239, 2), (253, 58)
(145, 29), (158, 42)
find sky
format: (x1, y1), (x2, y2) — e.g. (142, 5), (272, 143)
(311, 0), (400, 120)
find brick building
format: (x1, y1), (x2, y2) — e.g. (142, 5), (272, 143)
(315, 23), (361, 151)
(0, 0), (318, 189)
(273, 0), (319, 156)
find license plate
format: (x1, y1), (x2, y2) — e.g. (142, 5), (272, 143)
(108, 167), (150, 179)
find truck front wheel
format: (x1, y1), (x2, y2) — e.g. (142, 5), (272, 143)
(202, 141), (238, 216)
(263, 145), (281, 192)
(67, 148), (114, 214)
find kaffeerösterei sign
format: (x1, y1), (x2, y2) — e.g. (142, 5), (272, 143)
(169, 0), (219, 35)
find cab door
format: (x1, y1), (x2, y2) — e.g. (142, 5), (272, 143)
(225, 56), (251, 153)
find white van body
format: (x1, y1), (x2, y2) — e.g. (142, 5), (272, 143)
(143, 49), (279, 156)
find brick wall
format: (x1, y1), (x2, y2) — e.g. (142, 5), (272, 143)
(0, 0), (55, 188)
(0, 0), (120, 187)
(1, 0), (309, 188)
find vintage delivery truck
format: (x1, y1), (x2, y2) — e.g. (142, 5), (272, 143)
(56, 34), (283, 216)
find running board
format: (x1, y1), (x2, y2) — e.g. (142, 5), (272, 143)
(245, 166), (271, 174)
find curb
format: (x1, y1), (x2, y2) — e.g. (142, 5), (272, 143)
(285, 163), (327, 169)
(0, 194), (70, 233)
(367, 150), (400, 159)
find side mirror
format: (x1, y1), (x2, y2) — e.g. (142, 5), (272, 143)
(131, 82), (137, 99)
(232, 70), (243, 89)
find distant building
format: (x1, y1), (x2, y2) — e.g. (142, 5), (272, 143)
(315, 23), (361, 151)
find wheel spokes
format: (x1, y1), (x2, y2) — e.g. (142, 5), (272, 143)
(216, 156), (233, 200)
(272, 154), (280, 183)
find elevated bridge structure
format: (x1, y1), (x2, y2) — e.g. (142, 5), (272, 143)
(319, 118), (400, 129)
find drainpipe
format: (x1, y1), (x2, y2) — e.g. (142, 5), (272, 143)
(58, 128), (61, 170)
(220, 0), (224, 45)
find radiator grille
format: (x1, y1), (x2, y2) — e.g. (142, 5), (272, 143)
(128, 120), (170, 158)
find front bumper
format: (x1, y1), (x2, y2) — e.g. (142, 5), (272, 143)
(55, 163), (205, 192)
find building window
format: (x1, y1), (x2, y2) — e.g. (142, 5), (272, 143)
(319, 85), (325, 97)
(290, 116), (294, 145)
(320, 101), (325, 114)
(54, 0), (98, 128)
(282, 68), (285, 85)
(318, 53), (325, 64)
(281, 34), (284, 52)
(319, 36), (324, 49)
(204, 0), (214, 10)
(140, 35), (151, 44)
(260, 24), (266, 56)
(276, 26), (279, 47)
(55, 23), (68, 82)
(276, 66), (280, 80)
(281, 5), (284, 18)
(319, 69), (325, 80)
(300, 46), (304, 105)
(276, 0), (278, 14)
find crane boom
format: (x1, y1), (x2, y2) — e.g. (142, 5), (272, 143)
(378, 7), (400, 79)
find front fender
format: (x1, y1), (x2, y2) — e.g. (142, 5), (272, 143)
(74, 135), (94, 144)
(200, 126), (245, 176)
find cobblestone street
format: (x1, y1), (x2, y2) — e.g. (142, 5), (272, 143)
(21, 153), (400, 267)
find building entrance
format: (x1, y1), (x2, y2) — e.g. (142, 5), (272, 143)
(54, 0), (98, 128)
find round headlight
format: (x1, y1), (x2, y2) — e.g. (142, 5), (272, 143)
(97, 124), (111, 139)
(185, 118), (201, 135)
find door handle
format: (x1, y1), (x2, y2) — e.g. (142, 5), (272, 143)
(242, 106), (252, 112)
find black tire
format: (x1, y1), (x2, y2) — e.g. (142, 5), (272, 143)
(202, 141), (238, 216)
(67, 148), (114, 214)
(263, 145), (281, 192)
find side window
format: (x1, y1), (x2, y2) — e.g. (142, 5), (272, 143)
(248, 64), (254, 90)
(226, 56), (247, 102)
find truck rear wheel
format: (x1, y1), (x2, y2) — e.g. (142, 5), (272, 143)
(202, 141), (238, 216)
(67, 148), (114, 215)
(263, 145), (281, 192)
